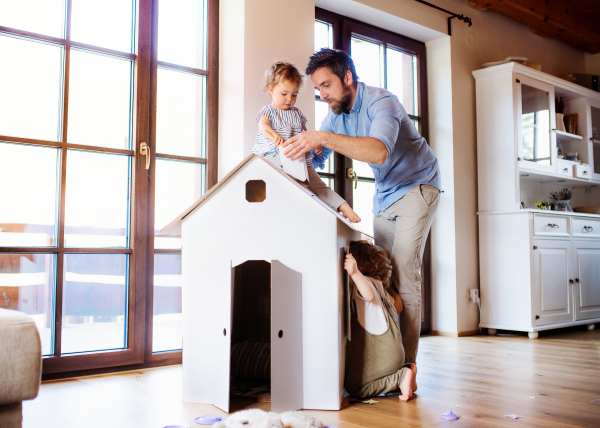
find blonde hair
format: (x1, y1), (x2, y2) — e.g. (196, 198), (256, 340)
(261, 61), (305, 92)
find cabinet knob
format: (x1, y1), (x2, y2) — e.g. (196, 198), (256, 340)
(569, 279), (574, 284)
(563, 168), (569, 172)
(548, 223), (559, 228)
(575, 278), (580, 283)
(584, 226), (594, 232)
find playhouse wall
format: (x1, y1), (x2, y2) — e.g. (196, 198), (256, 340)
(335, 220), (361, 406)
(181, 159), (351, 410)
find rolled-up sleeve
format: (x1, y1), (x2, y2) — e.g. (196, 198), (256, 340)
(368, 96), (402, 155)
(310, 146), (334, 170)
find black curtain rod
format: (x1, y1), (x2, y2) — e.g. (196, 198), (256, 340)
(414, 0), (472, 36)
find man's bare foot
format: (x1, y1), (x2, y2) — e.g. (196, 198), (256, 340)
(399, 368), (414, 402)
(339, 203), (361, 223)
(411, 363), (418, 392)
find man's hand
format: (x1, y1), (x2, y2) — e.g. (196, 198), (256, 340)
(281, 131), (327, 160)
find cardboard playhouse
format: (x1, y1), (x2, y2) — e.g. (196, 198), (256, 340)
(163, 154), (366, 413)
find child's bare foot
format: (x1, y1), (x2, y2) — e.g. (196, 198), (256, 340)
(339, 203), (361, 223)
(399, 368), (414, 402)
(411, 363), (418, 392)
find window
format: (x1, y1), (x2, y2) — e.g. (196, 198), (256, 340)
(0, 0), (217, 373)
(313, 19), (335, 190)
(314, 8), (431, 333)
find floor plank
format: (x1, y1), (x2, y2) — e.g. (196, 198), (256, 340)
(23, 327), (600, 427)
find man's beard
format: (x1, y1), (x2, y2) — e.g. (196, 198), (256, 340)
(330, 85), (352, 115)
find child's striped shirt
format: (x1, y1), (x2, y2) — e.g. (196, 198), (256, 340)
(253, 104), (308, 156)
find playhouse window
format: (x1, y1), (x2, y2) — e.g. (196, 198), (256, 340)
(246, 180), (266, 202)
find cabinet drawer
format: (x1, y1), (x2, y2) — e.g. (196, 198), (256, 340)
(533, 214), (570, 237)
(572, 217), (600, 238)
(556, 160), (572, 177)
(574, 163), (592, 179)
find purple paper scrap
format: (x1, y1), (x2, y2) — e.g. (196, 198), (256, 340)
(440, 411), (460, 420)
(195, 415), (223, 425)
(505, 414), (522, 419)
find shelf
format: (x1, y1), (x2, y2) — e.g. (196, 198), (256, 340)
(518, 168), (600, 186)
(556, 159), (585, 165)
(554, 130), (583, 143)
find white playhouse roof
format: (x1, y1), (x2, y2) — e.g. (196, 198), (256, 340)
(162, 153), (370, 236)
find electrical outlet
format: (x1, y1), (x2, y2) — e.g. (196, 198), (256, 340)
(469, 289), (479, 303)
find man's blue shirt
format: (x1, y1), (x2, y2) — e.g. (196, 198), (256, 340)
(319, 82), (441, 215)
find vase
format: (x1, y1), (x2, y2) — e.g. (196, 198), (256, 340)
(556, 200), (573, 212)
(556, 113), (566, 132)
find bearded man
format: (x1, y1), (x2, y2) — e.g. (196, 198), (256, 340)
(282, 49), (441, 387)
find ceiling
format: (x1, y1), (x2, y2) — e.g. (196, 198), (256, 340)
(467, 0), (600, 54)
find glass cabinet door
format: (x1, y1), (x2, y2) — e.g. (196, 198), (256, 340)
(591, 105), (600, 178)
(517, 75), (556, 173)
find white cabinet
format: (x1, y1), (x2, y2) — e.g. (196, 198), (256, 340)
(533, 239), (572, 326)
(474, 63), (600, 213)
(475, 63), (600, 337)
(479, 212), (600, 337)
(572, 241), (600, 321)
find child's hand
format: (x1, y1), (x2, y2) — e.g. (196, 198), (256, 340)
(315, 146), (323, 156)
(344, 253), (358, 276)
(273, 134), (284, 147)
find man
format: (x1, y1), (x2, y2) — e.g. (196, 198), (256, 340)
(282, 49), (441, 386)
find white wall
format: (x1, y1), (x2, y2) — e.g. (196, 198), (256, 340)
(219, 0), (591, 335)
(219, 0), (315, 178)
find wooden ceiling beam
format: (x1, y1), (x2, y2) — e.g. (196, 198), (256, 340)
(469, 0), (600, 53)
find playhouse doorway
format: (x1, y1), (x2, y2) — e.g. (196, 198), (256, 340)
(229, 260), (303, 413)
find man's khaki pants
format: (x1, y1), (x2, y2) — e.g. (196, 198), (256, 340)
(373, 184), (440, 364)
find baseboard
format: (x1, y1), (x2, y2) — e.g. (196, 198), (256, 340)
(430, 330), (479, 337)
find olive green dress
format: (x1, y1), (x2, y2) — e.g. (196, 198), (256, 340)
(344, 277), (409, 398)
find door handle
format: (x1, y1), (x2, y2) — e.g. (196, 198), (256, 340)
(346, 167), (358, 189)
(140, 142), (150, 170)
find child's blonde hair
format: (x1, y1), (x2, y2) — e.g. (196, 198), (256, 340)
(261, 61), (305, 92)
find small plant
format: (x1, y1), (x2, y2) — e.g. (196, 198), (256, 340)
(555, 96), (568, 114)
(549, 188), (572, 201)
(535, 201), (551, 210)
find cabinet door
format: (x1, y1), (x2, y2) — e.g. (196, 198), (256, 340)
(271, 260), (303, 412)
(533, 240), (573, 325)
(572, 240), (600, 320)
(516, 74), (556, 174)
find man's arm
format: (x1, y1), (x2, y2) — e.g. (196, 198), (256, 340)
(282, 95), (401, 164)
(282, 131), (389, 164)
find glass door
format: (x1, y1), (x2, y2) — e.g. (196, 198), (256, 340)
(516, 74), (556, 174)
(151, 0), (209, 353)
(0, 0), (217, 373)
(0, 0), (141, 371)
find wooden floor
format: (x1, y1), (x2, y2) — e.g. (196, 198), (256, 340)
(24, 327), (600, 427)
